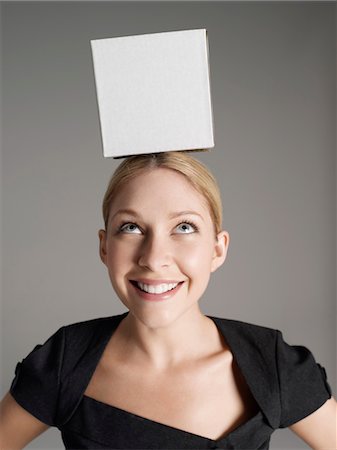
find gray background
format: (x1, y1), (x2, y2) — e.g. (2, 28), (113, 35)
(1, 1), (336, 449)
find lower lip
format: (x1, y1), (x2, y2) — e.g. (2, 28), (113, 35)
(130, 281), (184, 302)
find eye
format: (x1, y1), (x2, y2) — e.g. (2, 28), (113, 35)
(175, 221), (198, 234)
(118, 220), (199, 235)
(119, 222), (142, 234)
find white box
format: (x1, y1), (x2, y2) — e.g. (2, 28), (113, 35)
(90, 29), (214, 158)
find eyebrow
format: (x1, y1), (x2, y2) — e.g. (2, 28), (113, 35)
(111, 209), (205, 222)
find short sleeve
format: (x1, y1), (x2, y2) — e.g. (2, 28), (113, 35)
(276, 330), (332, 428)
(9, 326), (65, 427)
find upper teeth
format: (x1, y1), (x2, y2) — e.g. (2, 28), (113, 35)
(136, 282), (179, 294)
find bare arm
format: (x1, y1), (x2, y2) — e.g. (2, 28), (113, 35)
(0, 392), (50, 450)
(289, 396), (337, 449)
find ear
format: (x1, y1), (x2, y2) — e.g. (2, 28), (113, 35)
(211, 230), (230, 273)
(98, 229), (108, 265)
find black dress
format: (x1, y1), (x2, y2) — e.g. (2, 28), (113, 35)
(10, 312), (332, 449)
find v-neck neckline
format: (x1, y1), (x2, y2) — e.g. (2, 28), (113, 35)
(71, 312), (266, 444)
(80, 394), (263, 444)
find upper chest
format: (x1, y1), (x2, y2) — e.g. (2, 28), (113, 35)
(84, 343), (259, 441)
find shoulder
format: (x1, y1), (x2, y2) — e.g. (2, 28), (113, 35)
(211, 315), (276, 331)
(209, 315), (278, 344)
(9, 312), (128, 426)
(209, 316), (332, 429)
(62, 311), (127, 330)
(59, 311), (128, 357)
(209, 315), (280, 376)
(209, 315), (327, 373)
(60, 311), (128, 338)
(12, 312), (128, 382)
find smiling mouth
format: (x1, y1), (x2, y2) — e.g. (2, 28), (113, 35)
(130, 280), (184, 294)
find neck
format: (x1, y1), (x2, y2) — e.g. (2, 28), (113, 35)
(116, 306), (219, 372)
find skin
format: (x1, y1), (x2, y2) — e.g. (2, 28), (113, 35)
(98, 167), (229, 371)
(0, 167), (335, 448)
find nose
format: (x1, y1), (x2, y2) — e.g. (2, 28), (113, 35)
(137, 232), (172, 270)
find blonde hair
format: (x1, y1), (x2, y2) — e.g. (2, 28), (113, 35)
(102, 151), (223, 238)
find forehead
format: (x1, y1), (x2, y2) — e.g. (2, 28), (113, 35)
(111, 168), (209, 213)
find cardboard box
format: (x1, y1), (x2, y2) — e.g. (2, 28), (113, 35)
(90, 29), (214, 158)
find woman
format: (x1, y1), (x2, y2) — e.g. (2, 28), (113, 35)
(0, 151), (336, 449)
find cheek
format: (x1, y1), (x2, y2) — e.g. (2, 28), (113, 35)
(181, 244), (213, 302)
(180, 241), (214, 276)
(104, 244), (130, 293)
(106, 240), (135, 267)
(105, 244), (130, 297)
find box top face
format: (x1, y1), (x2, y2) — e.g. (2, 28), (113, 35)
(91, 29), (214, 158)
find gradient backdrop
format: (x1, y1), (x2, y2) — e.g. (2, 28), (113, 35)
(1, 1), (336, 449)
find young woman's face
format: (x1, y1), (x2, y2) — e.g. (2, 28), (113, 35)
(99, 167), (229, 328)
